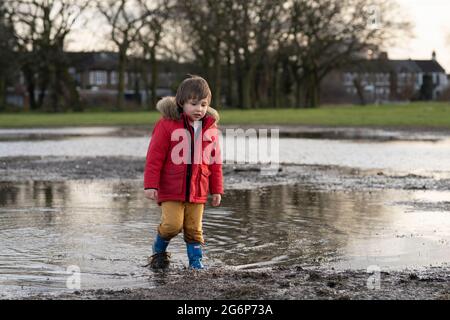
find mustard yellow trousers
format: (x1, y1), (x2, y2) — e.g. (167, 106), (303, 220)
(157, 201), (204, 244)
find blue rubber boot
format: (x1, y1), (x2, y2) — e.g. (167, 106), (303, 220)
(148, 234), (171, 269)
(186, 243), (204, 270)
(152, 234), (170, 254)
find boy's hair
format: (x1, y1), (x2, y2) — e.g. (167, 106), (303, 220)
(175, 75), (212, 108)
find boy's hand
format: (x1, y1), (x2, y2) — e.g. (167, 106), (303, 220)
(144, 189), (158, 202)
(211, 194), (221, 207)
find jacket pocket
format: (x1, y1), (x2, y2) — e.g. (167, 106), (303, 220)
(197, 166), (211, 198)
(159, 165), (185, 195)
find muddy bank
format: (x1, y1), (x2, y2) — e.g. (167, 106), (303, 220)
(23, 265), (450, 300)
(1, 156), (449, 192)
(1, 124), (449, 142)
(0, 127), (118, 142)
(113, 124), (450, 142)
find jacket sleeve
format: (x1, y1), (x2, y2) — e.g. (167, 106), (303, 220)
(143, 119), (170, 189)
(208, 125), (224, 195)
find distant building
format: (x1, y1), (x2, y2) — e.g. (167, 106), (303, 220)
(6, 50), (449, 109)
(322, 51), (449, 104)
(6, 51), (197, 108)
(65, 51), (178, 106)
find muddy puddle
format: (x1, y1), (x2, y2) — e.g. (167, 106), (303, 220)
(1, 180), (449, 298)
(1, 135), (450, 177)
(1, 127), (449, 299)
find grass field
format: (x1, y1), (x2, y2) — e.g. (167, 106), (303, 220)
(1, 102), (450, 129)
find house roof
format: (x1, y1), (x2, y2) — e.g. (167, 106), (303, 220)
(413, 60), (446, 73)
(63, 51), (203, 88)
(346, 59), (392, 73)
(65, 51), (119, 71)
(343, 58), (446, 74)
(388, 60), (422, 73)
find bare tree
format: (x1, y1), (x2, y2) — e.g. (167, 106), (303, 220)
(135, 0), (172, 109)
(0, 3), (17, 110)
(174, 0), (231, 108)
(97, 0), (151, 110)
(162, 0), (414, 109)
(224, 0), (286, 109)
(7, 0), (88, 111)
(173, 0), (287, 109)
(286, 0), (411, 108)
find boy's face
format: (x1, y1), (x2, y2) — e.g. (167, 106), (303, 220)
(182, 97), (209, 122)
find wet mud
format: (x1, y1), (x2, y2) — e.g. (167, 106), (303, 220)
(24, 266), (450, 300)
(1, 156), (450, 300)
(2, 124), (450, 142)
(1, 126), (450, 300)
(1, 156), (450, 192)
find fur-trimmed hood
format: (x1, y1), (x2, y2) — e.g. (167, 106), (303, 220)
(156, 96), (220, 123)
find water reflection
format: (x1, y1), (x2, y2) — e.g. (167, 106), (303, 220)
(1, 135), (450, 174)
(1, 180), (450, 297)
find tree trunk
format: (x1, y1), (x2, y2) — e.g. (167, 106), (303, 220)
(226, 50), (233, 108)
(141, 49), (151, 110)
(37, 64), (49, 110)
(304, 71), (320, 108)
(143, 65), (151, 110)
(36, 77), (49, 109)
(133, 64), (141, 107)
(23, 67), (38, 111)
(254, 63), (268, 108)
(242, 71), (252, 109)
(235, 64), (244, 109)
(150, 47), (158, 109)
(61, 63), (82, 112)
(116, 48), (127, 110)
(233, 46), (245, 109)
(294, 79), (301, 109)
(306, 85), (320, 108)
(212, 41), (222, 108)
(242, 64), (255, 109)
(0, 76), (5, 111)
(271, 62), (279, 109)
(49, 64), (59, 112)
(353, 78), (366, 105)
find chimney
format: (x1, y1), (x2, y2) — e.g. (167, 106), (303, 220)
(432, 50), (437, 61)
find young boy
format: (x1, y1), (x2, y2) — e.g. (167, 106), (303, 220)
(143, 75), (223, 270)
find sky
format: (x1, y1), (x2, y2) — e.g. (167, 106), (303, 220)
(389, 0), (450, 71)
(66, 0), (450, 73)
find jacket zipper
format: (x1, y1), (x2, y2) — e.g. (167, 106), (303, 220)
(184, 115), (205, 202)
(184, 118), (194, 202)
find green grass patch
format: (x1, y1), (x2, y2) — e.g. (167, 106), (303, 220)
(1, 102), (450, 129)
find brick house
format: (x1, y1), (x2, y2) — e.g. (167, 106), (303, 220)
(6, 51), (197, 108)
(322, 52), (449, 104)
(66, 51), (178, 106)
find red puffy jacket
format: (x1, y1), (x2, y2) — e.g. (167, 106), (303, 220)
(144, 97), (224, 205)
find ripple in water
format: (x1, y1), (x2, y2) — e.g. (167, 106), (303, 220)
(1, 180), (450, 297)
